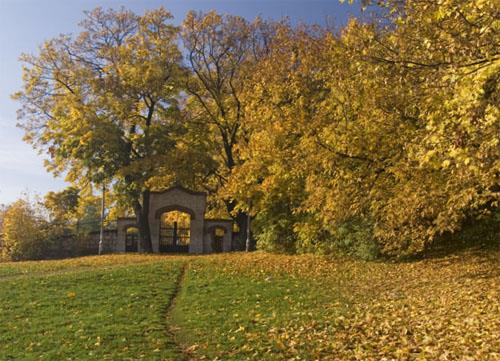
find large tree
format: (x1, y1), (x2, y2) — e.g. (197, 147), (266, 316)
(230, 0), (499, 256)
(180, 11), (275, 247)
(14, 7), (184, 251)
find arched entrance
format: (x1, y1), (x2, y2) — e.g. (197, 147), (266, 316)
(149, 187), (206, 253)
(204, 220), (232, 253)
(211, 226), (226, 253)
(158, 210), (191, 253)
(125, 226), (139, 252)
(113, 186), (237, 254)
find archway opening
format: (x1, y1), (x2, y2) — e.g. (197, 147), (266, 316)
(159, 210), (191, 253)
(211, 226), (226, 253)
(125, 227), (139, 252)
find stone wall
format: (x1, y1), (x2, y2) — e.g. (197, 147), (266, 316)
(87, 229), (118, 253)
(204, 219), (233, 252)
(112, 186), (234, 254)
(116, 218), (138, 252)
(148, 186), (206, 254)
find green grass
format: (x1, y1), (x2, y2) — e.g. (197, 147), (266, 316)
(0, 254), (178, 279)
(1, 250), (498, 360)
(0, 259), (185, 360)
(172, 256), (347, 360)
(173, 251), (499, 360)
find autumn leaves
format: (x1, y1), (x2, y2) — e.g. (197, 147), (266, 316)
(13, 1), (499, 257)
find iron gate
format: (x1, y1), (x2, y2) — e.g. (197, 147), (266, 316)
(125, 231), (138, 252)
(159, 221), (189, 253)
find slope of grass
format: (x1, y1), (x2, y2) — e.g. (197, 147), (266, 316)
(0, 254), (181, 279)
(172, 255), (349, 360)
(173, 251), (499, 360)
(1, 249), (498, 360)
(0, 258), (185, 361)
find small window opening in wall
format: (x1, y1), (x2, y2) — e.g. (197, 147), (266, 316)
(125, 227), (139, 252)
(215, 227), (225, 237)
(212, 226), (226, 253)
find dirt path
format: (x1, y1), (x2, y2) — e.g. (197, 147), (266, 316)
(163, 262), (192, 361)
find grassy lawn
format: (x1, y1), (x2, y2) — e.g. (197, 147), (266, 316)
(172, 255), (349, 360)
(1, 250), (498, 360)
(174, 251), (499, 360)
(0, 254), (180, 279)
(0, 257), (186, 360)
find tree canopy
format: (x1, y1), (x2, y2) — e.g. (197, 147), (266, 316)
(13, 0), (499, 257)
(14, 7), (185, 251)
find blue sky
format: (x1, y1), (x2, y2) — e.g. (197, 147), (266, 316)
(0, 0), (362, 205)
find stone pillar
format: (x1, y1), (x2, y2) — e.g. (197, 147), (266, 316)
(149, 217), (160, 253)
(189, 218), (205, 254)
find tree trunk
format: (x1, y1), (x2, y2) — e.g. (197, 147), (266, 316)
(226, 200), (254, 251)
(245, 212), (251, 252)
(235, 211), (255, 251)
(134, 190), (153, 252)
(98, 182), (105, 255)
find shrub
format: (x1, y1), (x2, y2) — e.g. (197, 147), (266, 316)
(428, 210), (500, 255)
(334, 218), (379, 261)
(253, 201), (299, 254)
(1, 199), (49, 261)
(294, 216), (379, 261)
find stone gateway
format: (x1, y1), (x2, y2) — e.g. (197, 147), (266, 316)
(115, 186), (233, 254)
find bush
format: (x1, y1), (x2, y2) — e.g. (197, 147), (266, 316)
(427, 210), (500, 255)
(295, 217), (379, 261)
(334, 218), (379, 261)
(255, 220), (298, 254)
(1, 199), (49, 261)
(253, 198), (299, 254)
